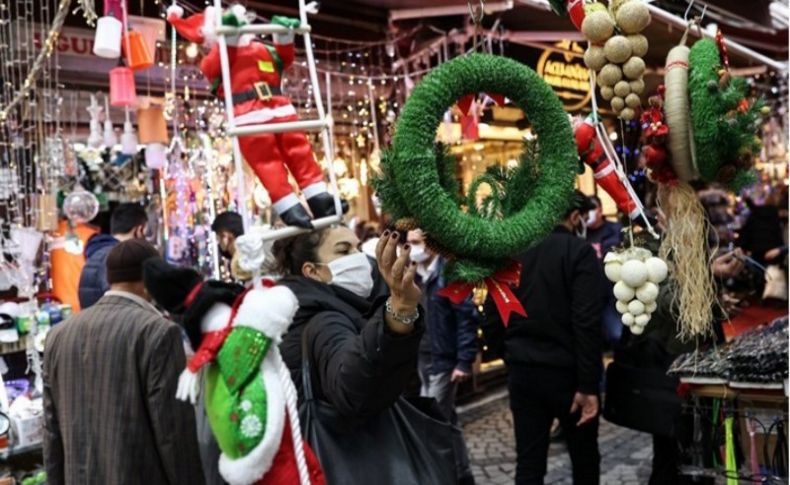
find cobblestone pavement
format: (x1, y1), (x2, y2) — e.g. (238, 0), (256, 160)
(460, 392), (654, 485)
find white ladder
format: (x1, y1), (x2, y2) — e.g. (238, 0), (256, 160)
(213, 0), (342, 241)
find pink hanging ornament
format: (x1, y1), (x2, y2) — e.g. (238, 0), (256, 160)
(110, 66), (137, 107)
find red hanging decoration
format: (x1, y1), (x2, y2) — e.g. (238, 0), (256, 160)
(438, 261), (527, 326)
(716, 28), (730, 70)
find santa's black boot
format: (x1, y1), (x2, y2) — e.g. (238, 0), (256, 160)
(279, 204), (314, 229)
(307, 193), (350, 218)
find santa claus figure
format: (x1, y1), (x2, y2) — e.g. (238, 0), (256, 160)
(143, 234), (325, 485)
(572, 115), (640, 219)
(168, 4), (338, 228)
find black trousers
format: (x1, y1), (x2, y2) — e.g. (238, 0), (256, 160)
(508, 365), (600, 485)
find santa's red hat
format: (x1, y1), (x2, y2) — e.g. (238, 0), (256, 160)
(167, 4), (206, 44)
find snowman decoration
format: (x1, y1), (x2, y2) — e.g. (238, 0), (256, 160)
(604, 247), (668, 334)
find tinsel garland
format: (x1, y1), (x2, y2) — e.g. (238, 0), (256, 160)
(375, 53), (577, 282)
(688, 38), (764, 192)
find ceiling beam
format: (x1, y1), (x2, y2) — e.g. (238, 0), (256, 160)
(389, 1), (514, 22)
(647, 3), (788, 72)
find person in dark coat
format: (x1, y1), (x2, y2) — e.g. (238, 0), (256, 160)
(585, 196), (624, 347)
(275, 226), (423, 417)
(487, 190), (605, 485)
(78, 203), (148, 309)
(614, 245), (745, 485)
(406, 229), (478, 421)
(44, 239), (204, 485)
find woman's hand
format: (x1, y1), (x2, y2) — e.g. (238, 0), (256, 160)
(376, 230), (421, 314)
(711, 248), (745, 278)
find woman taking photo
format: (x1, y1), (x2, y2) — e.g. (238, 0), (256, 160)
(274, 226), (459, 484)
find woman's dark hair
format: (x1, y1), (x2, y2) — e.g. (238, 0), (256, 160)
(272, 228), (330, 276)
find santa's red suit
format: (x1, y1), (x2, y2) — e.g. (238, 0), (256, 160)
(573, 117), (639, 219)
(169, 6), (336, 228)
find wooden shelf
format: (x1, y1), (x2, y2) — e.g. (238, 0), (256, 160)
(688, 383), (787, 404)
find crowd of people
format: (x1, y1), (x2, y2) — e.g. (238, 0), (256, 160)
(39, 182), (788, 485)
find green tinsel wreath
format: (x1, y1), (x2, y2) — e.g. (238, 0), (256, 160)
(374, 53), (577, 282)
(689, 39), (763, 192)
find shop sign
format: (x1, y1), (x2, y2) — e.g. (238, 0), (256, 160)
(22, 17), (165, 58)
(536, 40), (592, 112)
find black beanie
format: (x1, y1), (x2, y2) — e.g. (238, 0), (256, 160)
(106, 239), (160, 284)
(143, 257), (203, 314)
(211, 211), (244, 237)
(143, 258), (244, 349)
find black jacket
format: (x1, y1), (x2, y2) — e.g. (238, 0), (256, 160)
(78, 235), (118, 310)
(279, 276), (424, 418)
(486, 226), (605, 394)
(418, 258), (479, 375)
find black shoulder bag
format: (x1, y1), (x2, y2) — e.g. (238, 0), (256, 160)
(298, 323), (458, 485)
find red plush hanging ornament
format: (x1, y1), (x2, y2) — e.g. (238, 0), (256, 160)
(572, 116), (640, 218)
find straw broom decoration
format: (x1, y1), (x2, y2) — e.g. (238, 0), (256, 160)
(659, 30), (717, 340)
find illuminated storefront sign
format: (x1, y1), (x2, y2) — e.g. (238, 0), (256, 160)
(536, 40), (592, 112)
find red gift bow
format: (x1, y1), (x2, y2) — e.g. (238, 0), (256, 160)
(437, 261), (527, 326)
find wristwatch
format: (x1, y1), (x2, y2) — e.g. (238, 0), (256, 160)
(385, 299), (420, 325)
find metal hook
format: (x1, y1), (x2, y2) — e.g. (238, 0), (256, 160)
(683, 0), (696, 23)
(468, 0), (485, 25)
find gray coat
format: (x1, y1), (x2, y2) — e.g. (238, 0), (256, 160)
(43, 293), (205, 485)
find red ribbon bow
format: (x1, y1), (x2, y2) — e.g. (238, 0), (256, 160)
(438, 261), (527, 326)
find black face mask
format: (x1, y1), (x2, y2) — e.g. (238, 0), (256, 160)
(219, 247), (232, 260)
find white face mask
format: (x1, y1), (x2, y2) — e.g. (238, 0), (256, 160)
(325, 252), (374, 298)
(409, 244), (430, 264)
(586, 209), (598, 227)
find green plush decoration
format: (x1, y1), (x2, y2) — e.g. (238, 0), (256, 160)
(375, 53), (577, 282)
(207, 327), (272, 459)
(271, 15), (300, 29)
(688, 39), (764, 192)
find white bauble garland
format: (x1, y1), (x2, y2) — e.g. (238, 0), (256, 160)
(604, 246), (668, 332)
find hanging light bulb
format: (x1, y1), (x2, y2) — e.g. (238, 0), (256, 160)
(385, 42), (395, 57)
(185, 42), (199, 59)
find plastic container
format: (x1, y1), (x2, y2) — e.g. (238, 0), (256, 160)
(93, 15), (123, 58)
(109, 66), (137, 107)
(123, 30), (153, 71)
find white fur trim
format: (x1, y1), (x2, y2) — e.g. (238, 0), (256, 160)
(166, 4), (184, 18)
(218, 353), (285, 485)
(272, 193), (300, 215)
(593, 163), (615, 178)
(302, 181), (327, 199)
(229, 5), (248, 24)
(201, 6), (218, 46)
(231, 286), (298, 342)
(273, 32), (294, 45)
(201, 303), (233, 332)
(233, 104), (297, 126)
(175, 369), (200, 404)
